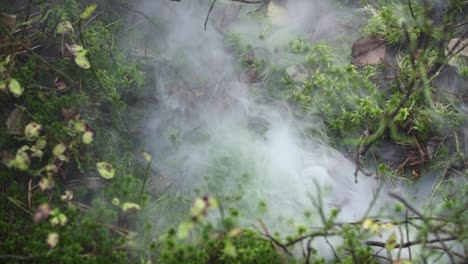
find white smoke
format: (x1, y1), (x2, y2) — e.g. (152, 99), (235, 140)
(124, 0), (465, 261)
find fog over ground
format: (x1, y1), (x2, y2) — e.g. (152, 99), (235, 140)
(123, 0), (465, 260)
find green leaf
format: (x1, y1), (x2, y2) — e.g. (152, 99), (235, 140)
(8, 79), (23, 97)
(53, 144), (66, 156)
(122, 202), (141, 212)
(74, 53), (91, 69)
(24, 122), (42, 141)
(8, 148), (30, 171)
(47, 233), (59, 248)
(96, 162), (115, 179)
(80, 4), (97, 19)
(82, 131), (94, 144)
(56, 20), (74, 35)
(177, 221), (194, 240)
(385, 231), (397, 251)
(223, 239), (237, 258)
(65, 44), (91, 69)
(142, 151), (152, 162)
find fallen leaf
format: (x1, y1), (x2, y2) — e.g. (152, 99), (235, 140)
(177, 221), (194, 239)
(61, 190), (73, 201)
(6, 107), (23, 135)
(96, 162), (115, 179)
(0, 13), (16, 32)
(61, 108), (78, 121)
(24, 122), (42, 141)
(45, 164), (58, 177)
(65, 44), (91, 69)
(52, 144), (65, 155)
(33, 203), (51, 223)
(8, 78), (23, 97)
(122, 202), (141, 212)
(80, 4), (97, 19)
(351, 37), (386, 66)
(385, 231), (397, 251)
(54, 80), (67, 90)
(56, 20), (74, 35)
(7, 147), (30, 171)
(223, 239), (237, 258)
(142, 151), (152, 162)
(47, 233), (59, 248)
(82, 131), (94, 144)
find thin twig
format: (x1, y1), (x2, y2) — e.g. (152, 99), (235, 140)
(366, 236), (458, 249)
(204, 0), (218, 30)
(388, 192), (424, 219)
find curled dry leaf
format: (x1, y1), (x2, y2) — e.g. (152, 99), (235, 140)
(33, 203), (51, 223)
(61, 107), (78, 121)
(351, 37), (386, 66)
(54, 79), (66, 90)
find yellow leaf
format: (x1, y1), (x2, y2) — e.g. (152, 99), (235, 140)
(56, 20), (74, 35)
(268, 2), (288, 26)
(74, 54), (91, 69)
(190, 198), (206, 218)
(122, 202), (141, 212)
(228, 228), (243, 238)
(47, 233), (59, 248)
(82, 131), (94, 144)
(177, 221), (194, 239)
(39, 177), (55, 191)
(24, 122), (42, 140)
(8, 79), (23, 97)
(53, 144), (66, 156)
(61, 190), (73, 201)
(80, 4), (97, 19)
(362, 218), (374, 229)
(223, 239), (237, 258)
(385, 231), (397, 251)
(8, 148), (30, 171)
(142, 151), (152, 162)
(96, 162), (115, 179)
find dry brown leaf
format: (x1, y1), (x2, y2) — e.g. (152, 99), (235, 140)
(61, 107), (78, 121)
(351, 37), (386, 66)
(33, 203), (51, 223)
(0, 13), (16, 32)
(6, 107), (23, 135)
